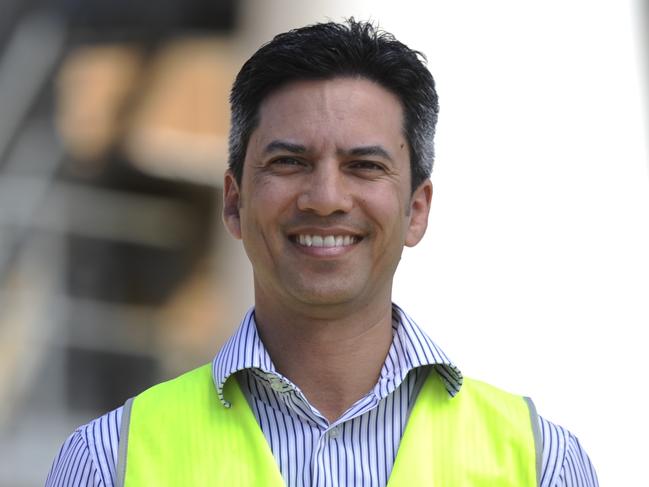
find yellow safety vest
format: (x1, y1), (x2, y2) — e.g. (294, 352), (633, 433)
(116, 364), (541, 486)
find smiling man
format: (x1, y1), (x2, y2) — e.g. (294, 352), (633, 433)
(47, 20), (598, 487)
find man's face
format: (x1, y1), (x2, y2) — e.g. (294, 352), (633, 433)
(223, 77), (432, 314)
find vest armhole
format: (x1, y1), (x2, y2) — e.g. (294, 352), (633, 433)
(524, 396), (542, 487)
(116, 397), (134, 487)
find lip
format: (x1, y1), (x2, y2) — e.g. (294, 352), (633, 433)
(290, 239), (360, 258)
(287, 226), (364, 237)
(286, 227), (364, 258)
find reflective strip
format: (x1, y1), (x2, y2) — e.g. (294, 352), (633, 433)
(524, 396), (542, 487)
(116, 397), (134, 487)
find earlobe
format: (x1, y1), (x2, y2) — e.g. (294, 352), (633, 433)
(223, 170), (242, 240)
(405, 179), (432, 247)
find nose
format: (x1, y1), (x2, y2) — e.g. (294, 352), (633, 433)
(297, 161), (353, 215)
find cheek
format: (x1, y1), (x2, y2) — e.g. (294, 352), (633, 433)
(240, 182), (295, 233)
(366, 194), (409, 237)
(252, 173), (299, 202)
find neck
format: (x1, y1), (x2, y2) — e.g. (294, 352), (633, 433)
(253, 295), (394, 423)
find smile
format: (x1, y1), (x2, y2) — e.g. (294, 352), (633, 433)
(293, 234), (360, 248)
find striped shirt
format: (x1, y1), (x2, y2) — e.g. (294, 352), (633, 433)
(46, 305), (598, 486)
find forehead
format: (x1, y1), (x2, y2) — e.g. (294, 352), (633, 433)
(250, 77), (406, 153)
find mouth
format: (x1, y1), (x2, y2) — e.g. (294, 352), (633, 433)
(289, 234), (362, 248)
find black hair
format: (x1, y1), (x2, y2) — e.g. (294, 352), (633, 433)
(228, 19), (439, 192)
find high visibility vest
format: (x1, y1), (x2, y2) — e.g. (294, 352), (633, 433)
(116, 364), (541, 486)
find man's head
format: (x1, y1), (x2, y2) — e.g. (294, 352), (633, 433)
(223, 20), (435, 316)
(228, 19), (439, 194)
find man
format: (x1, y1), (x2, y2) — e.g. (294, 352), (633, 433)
(47, 20), (598, 486)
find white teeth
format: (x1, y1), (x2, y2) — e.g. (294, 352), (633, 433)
(298, 234), (313, 246)
(294, 234), (358, 248)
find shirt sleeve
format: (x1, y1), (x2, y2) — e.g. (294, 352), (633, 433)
(45, 429), (101, 487)
(538, 415), (599, 487)
(45, 407), (123, 487)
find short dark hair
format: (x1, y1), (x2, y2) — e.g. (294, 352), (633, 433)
(228, 19), (439, 192)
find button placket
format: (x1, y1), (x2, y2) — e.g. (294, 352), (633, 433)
(327, 425), (341, 439)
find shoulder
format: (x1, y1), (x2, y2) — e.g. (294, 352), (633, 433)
(46, 364), (215, 486)
(137, 363), (212, 398)
(458, 377), (598, 487)
(131, 364), (216, 417)
(538, 415), (599, 487)
(46, 406), (123, 487)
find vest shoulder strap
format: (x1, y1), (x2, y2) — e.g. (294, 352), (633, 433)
(388, 370), (540, 486)
(117, 364), (284, 487)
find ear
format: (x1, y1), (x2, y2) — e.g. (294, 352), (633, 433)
(405, 179), (432, 247)
(223, 170), (242, 240)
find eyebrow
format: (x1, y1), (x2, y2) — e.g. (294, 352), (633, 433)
(263, 140), (307, 155)
(343, 145), (394, 162)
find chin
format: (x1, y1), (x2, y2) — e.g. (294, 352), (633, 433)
(290, 284), (362, 307)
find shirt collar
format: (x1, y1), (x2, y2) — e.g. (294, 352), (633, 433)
(385, 303), (463, 397)
(212, 304), (463, 407)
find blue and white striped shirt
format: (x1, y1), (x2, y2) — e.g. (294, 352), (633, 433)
(46, 305), (598, 486)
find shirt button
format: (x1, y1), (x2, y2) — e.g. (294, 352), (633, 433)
(328, 426), (341, 439)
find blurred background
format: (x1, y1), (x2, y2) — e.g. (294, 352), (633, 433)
(0, 0), (646, 485)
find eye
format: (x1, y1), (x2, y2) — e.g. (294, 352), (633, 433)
(349, 160), (386, 172)
(267, 157), (308, 173)
(271, 157), (305, 167)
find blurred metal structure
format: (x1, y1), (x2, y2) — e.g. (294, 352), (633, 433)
(0, 2), (238, 485)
